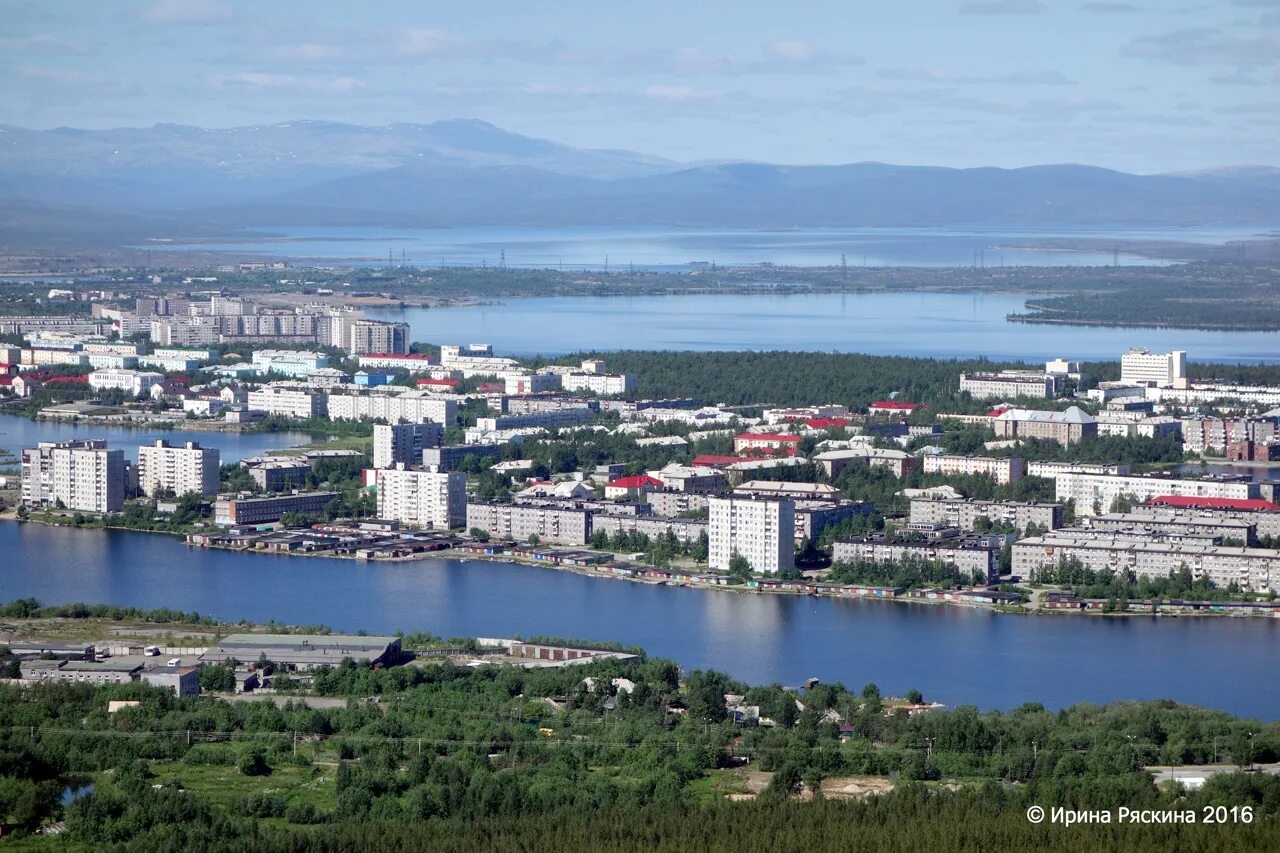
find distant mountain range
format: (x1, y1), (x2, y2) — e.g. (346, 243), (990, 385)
(0, 119), (1277, 242)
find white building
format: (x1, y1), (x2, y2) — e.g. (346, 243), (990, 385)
(326, 390), (457, 425)
(504, 373), (562, 395)
(21, 439), (125, 512)
(251, 350), (329, 378)
(150, 316), (218, 347)
(560, 371), (635, 396)
(357, 353), (437, 373)
(246, 385), (327, 419)
(372, 422), (443, 469)
(85, 353), (139, 370)
(376, 466), (466, 529)
(87, 369), (164, 397)
(138, 354), (202, 372)
(136, 439), (220, 497)
(921, 454), (1025, 485)
(959, 371), (1055, 400)
(1055, 472), (1258, 516)
(344, 319), (410, 356)
(708, 496), (795, 574)
(1120, 348), (1186, 388)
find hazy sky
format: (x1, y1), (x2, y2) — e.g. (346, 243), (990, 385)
(3, 0), (1278, 171)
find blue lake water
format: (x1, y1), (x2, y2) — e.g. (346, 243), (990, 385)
(0, 414), (314, 464)
(152, 224), (1276, 269)
(364, 292), (1280, 362)
(4, 521), (1279, 719)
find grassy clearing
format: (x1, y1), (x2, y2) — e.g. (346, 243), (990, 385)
(146, 760), (338, 812)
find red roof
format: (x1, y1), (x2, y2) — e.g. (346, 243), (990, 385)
(985, 406), (1012, 418)
(735, 432), (801, 443)
(1147, 495), (1280, 512)
(46, 375), (89, 384)
(692, 454), (742, 468)
(362, 353), (435, 361)
(478, 382), (504, 393)
(870, 400), (920, 411)
(608, 474), (663, 489)
(805, 417), (850, 429)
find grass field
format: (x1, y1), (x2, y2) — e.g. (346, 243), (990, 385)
(146, 759), (339, 812)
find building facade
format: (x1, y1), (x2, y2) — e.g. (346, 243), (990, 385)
(376, 467), (466, 529)
(708, 496), (795, 574)
(21, 439), (125, 512)
(372, 422), (444, 470)
(921, 454), (1025, 485)
(137, 439), (220, 497)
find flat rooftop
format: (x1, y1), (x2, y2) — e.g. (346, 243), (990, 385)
(200, 633), (400, 666)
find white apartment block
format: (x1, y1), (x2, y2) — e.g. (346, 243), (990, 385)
(21, 440), (124, 513)
(150, 317), (218, 347)
(338, 319), (409, 356)
(372, 422), (443, 469)
(465, 502), (593, 545)
(1054, 472), (1258, 516)
(1013, 534), (1279, 593)
(326, 390), (457, 425)
(22, 348), (86, 367)
(909, 497), (1063, 533)
(1026, 461), (1130, 479)
(251, 350), (329, 378)
(87, 369), (164, 397)
(376, 467), (466, 529)
(138, 354), (203, 372)
(959, 371), (1055, 400)
(246, 385), (327, 419)
(1145, 384), (1280, 409)
(708, 496), (795, 574)
(560, 371), (635, 396)
(505, 372), (562, 395)
(438, 343), (524, 378)
(85, 353), (138, 370)
(136, 439), (220, 497)
(358, 353), (437, 373)
(1120, 348), (1186, 388)
(921, 454), (1025, 485)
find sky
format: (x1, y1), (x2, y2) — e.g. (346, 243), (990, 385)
(2, 0), (1278, 172)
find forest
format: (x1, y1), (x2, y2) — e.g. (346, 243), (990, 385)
(2, 646), (1280, 851)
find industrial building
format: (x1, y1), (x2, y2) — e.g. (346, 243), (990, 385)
(199, 633), (403, 671)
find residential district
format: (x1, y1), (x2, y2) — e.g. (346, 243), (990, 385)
(7, 296), (1280, 617)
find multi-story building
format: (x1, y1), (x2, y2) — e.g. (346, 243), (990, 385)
(1120, 348), (1186, 387)
(21, 439), (125, 512)
(1180, 417), (1279, 455)
(1137, 496), (1280, 541)
(1026, 461), (1130, 479)
(909, 498), (1063, 533)
(213, 492), (339, 526)
(921, 454), (1025, 485)
(474, 409), (595, 431)
(326, 390), (457, 426)
(832, 534), (1001, 584)
(646, 490), (711, 516)
(246, 385), (327, 419)
(813, 447), (916, 479)
(466, 501), (593, 545)
(422, 443), (504, 472)
(653, 463), (727, 494)
(560, 371), (635, 396)
(376, 466), (466, 529)
(357, 353), (437, 373)
(592, 513), (708, 545)
(87, 368), (164, 397)
(708, 496), (795, 574)
(136, 439), (220, 497)
(150, 316), (219, 347)
(84, 353), (138, 370)
(344, 319), (410, 356)
(793, 500), (874, 544)
(733, 432), (802, 455)
(137, 353), (202, 372)
(251, 350), (329, 378)
(959, 371), (1055, 400)
(372, 422), (444, 469)
(733, 481), (842, 501)
(991, 406), (1097, 446)
(1085, 511), (1254, 545)
(243, 458), (312, 492)
(1054, 472), (1258, 516)
(504, 373), (562, 395)
(1013, 533), (1279, 593)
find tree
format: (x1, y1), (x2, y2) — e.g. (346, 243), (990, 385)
(200, 664), (236, 693)
(861, 682), (881, 701)
(728, 553), (751, 579)
(905, 688), (924, 705)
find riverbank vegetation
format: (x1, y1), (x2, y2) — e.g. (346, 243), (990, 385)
(2, 641), (1280, 850)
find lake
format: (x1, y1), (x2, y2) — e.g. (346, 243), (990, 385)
(364, 292), (1280, 362)
(0, 414), (314, 464)
(152, 224), (1275, 269)
(5, 521), (1280, 719)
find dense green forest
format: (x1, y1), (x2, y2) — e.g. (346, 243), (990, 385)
(3, 642), (1280, 850)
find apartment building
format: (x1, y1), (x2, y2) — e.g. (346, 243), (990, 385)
(136, 439), (220, 497)
(832, 534), (1001, 584)
(372, 422), (444, 469)
(646, 490), (711, 516)
(560, 371), (635, 396)
(653, 463), (727, 494)
(87, 368), (164, 397)
(376, 466), (466, 530)
(150, 316), (219, 347)
(21, 439), (125, 513)
(344, 319), (410, 356)
(1180, 417), (1279, 455)
(422, 443), (504, 472)
(921, 454), (1025, 485)
(466, 501), (593, 545)
(213, 492), (339, 526)
(708, 496), (795, 574)
(1085, 511), (1255, 544)
(504, 373), (562, 395)
(592, 513), (708, 545)
(1055, 472), (1258, 516)
(246, 385), (327, 419)
(251, 350), (329, 378)
(326, 390), (457, 425)
(959, 371), (1055, 400)
(733, 432), (802, 455)
(1120, 348), (1186, 387)
(475, 409), (595, 431)
(909, 497), (1063, 533)
(1013, 533), (1279, 593)
(243, 458), (312, 492)
(1026, 461), (1130, 479)
(358, 353), (437, 373)
(991, 406), (1097, 446)
(1135, 496), (1280, 541)
(812, 447), (915, 478)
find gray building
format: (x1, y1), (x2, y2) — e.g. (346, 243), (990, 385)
(1086, 511), (1255, 545)
(466, 501), (593, 545)
(646, 490), (710, 517)
(244, 458), (313, 492)
(214, 491), (340, 526)
(592, 513), (708, 545)
(141, 664), (201, 697)
(833, 534), (1002, 584)
(423, 443), (504, 472)
(909, 498), (1063, 534)
(199, 633), (402, 671)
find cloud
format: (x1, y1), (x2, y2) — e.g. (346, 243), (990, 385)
(877, 67), (1074, 84)
(208, 72), (363, 95)
(1209, 71), (1267, 84)
(1122, 26), (1280, 65)
(959, 0), (1045, 14)
(390, 27), (468, 57)
(141, 0), (231, 25)
(1080, 2), (1141, 11)
(0, 34), (90, 55)
(643, 84), (718, 102)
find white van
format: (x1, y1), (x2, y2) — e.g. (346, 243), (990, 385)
(166, 658), (181, 667)
(143, 645), (160, 656)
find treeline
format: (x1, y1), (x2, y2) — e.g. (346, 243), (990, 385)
(0, 597), (214, 624)
(1030, 560), (1250, 603)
